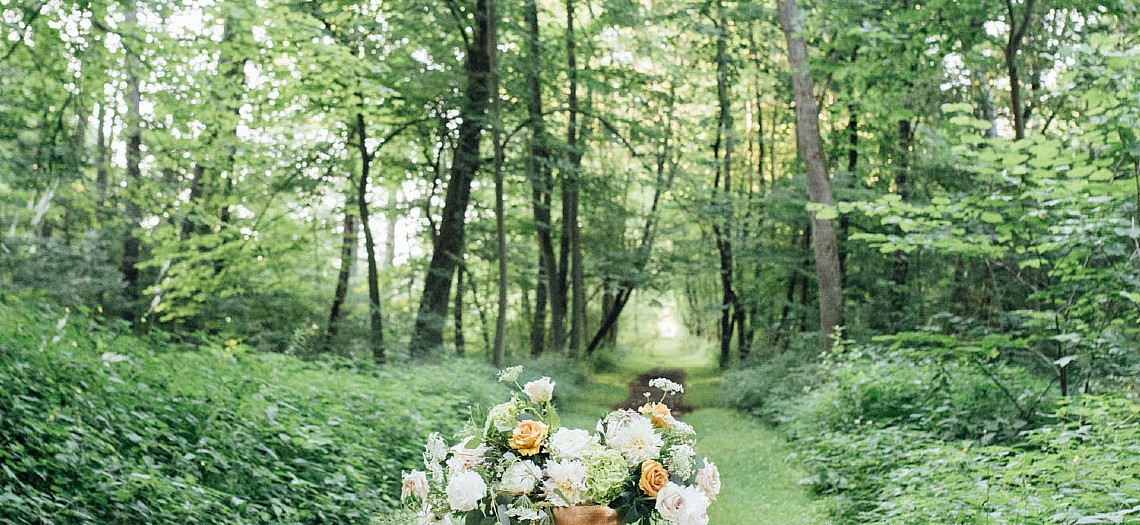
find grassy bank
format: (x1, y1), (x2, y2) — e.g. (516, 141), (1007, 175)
(0, 298), (504, 524)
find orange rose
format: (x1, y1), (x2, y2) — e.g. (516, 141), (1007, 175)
(639, 460), (669, 497)
(508, 419), (548, 456)
(639, 402), (672, 428)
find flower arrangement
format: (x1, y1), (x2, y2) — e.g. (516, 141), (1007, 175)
(400, 367), (720, 525)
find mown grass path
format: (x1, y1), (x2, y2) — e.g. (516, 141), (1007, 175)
(556, 325), (829, 524)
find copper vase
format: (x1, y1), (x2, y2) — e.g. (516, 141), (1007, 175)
(552, 505), (624, 525)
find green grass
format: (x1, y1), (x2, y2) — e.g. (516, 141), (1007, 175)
(686, 409), (830, 525)
(554, 295), (829, 524)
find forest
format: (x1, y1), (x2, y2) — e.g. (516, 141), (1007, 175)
(1, 0), (1138, 523)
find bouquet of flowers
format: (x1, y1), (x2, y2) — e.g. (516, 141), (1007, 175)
(400, 367), (720, 525)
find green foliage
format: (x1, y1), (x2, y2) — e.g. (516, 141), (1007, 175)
(0, 298), (507, 524)
(725, 340), (1140, 525)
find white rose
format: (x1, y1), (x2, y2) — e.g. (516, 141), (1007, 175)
(447, 437), (488, 475)
(695, 461), (720, 501)
(446, 470), (487, 512)
(499, 460), (543, 494)
(543, 459), (588, 507)
(401, 470), (429, 501)
(523, 377), (556, 403)
(549, 428), (598, 460)
(655, 483), (710, 525)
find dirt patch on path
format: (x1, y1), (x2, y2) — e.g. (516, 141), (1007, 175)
(616, 368), (693, 418)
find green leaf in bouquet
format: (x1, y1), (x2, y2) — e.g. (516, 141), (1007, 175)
(466, 437), (484, 449)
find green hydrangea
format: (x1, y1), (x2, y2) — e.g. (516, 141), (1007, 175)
(485, 400), (521, 435)
(580, 444), (630, 505)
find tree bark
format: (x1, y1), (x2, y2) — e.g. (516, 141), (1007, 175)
(524, 0), (556, 357)
(713, 0), (739, 369)
(890, 119), (913, 328)
(489, 0), (507, 368)
(410, 0), (493, 357)
(1004, 0), (1036, 141)
(325, 171), (358, 350)
(454, 264), (465, 356)
(778, 0), (845, 351)
(356, 112), (386, 362)
(564, 0), (584, 357)
(119, 5), (143, 321)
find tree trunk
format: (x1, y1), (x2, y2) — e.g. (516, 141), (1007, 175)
(119, 5), (143, 322)
(564, 0), (584, 357)
(838, 113), (856, 280)
(489, 0), (507, 368)
(890, 119), (913, 328)
(713, 0), (738, 369)
(356, 112), (385, 362)
(325, 172), (358, 350)
(524, 0), (556, 357)
(454, 264), (465, 356)
(1004, 0), (1036, 141)
(95, 103), (108, 207)
(410, 0), (493, 357)
(778, 0), (845, 351)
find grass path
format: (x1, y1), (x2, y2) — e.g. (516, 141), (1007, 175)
(554, 309), (829, 524)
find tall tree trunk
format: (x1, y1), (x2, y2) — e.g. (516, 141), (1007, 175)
(1005, 0), (1036, 141)
(713, 0), (738, 369)
(454, 264), (465, 356)
(324, 171), (358, 350)
(489, 0), (507, 368)
(890, 119), (913, 328)
(410, 0), (493, 357)
(564, 0), (584, 357)
(356, 112), (385, 362)
(523, 0), (555, 357)
(383, 202), (397, 270)
(838, 112), (856, 280)
(119, 5), (143, 321)
(778, 0), (845, 351)
(95, 104), (108, 207)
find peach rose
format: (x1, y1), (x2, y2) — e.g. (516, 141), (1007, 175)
(508, 419), (549, 456)
(639, 460), (670, 497)
(639, 402), (672, 428)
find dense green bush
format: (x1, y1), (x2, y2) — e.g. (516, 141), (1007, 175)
(725, 341), (1140, 524)
(0, 298), (506, 524)
(724, 351), (821, 425)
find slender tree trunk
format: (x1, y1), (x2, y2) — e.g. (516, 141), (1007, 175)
(119, 5), (143, 321)
(1005, 0), (1036, 141)
(325, 171), (358, 350)
(890, 120), (913, 328)
(564, 0), (584, 357)
(356, 112), (385, 362)
(778, 0), (844, 351)
(839, 113), (856, 280)
(383, 201), (397, 270)
(454, 264), (465, 356)
(713, 0), (738, 369)
(410, 0), (493, 357)
(95, 104), (108, 206)
(489, 0), (507, 367)
(524, 0), (555, 357)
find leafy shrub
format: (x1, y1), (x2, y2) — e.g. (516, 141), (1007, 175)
(733, 338), (1140, 525)
(0, 298), (507, 524)
(723, 351), (821, 425)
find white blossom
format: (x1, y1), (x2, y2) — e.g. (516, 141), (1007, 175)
(498, 366), (524, 382)
(549, 428), (598, 460)
(655, 483), (709, 525)
(446, 470), (487, 512)
(543, 459), (588, 507)
(523, 377), (556, 403)
(649, 377), (684, 395)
